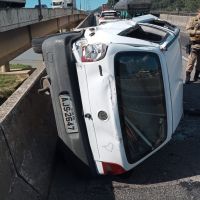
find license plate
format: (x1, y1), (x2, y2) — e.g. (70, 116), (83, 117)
(59, 94), (78, 134)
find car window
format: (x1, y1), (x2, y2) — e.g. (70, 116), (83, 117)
(114, 51), (167, 163)
(119, 24), (168, 44)
(148, 20), (176, 31)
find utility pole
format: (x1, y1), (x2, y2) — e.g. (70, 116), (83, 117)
(38, 0), (43, 21)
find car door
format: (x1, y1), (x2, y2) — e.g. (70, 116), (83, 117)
(112, 46), (173, 165)
(80, 43), (173, 171)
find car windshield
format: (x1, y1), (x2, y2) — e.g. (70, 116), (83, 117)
(119, 24), (168, 44)
(114, 51), (167, 163)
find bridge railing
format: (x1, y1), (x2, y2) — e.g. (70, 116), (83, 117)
(0, 8), (85, 32)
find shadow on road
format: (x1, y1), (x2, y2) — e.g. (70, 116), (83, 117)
(49, 115), (200, 200)
(48, 152), (115, 200)
(114, 115), (200, 185)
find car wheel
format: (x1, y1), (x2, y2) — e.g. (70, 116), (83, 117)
(32, 36), (49, 54)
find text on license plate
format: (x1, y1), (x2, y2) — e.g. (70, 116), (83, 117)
(59, 94), (78, 134)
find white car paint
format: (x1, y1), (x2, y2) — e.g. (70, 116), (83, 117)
(73, 15), (183, 175)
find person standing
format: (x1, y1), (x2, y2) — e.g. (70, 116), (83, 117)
(185, 9), (200, 83)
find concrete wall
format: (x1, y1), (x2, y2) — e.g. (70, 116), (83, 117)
(0, 9), (87, 67)
(0, 66), (58, 199)
(160, 14), (190, 31)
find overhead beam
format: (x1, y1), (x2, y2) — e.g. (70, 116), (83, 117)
(0, 14), (86, 66)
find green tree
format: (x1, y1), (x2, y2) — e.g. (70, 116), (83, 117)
(151, 0), (200, 12)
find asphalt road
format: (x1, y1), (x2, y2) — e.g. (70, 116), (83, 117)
(49, 114), (200, 200)
(48, 31), (200, 200)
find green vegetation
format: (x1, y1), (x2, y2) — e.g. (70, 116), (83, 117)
(0, 64), (33, 105)
(0, 74), (27, 106)
(10, 63), (32, 70)
(0, 75), (26, 99)
(151, 0), (200, 12)
(107, 0), (200, 12)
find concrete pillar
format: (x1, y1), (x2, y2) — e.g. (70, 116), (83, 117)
(0, 62), (10, 72)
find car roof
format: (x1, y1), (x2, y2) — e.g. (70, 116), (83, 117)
(83, 14), (178, 48)
(97, 20), (136, 34)
(84, 20), (157, 47)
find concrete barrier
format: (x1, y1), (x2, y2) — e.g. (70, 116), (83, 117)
(160, 14), (190, 31)
(0, 66), (58, 199)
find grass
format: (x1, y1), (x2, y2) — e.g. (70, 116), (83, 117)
(0, 64), (33, 105)
(0, 74), (26, 99)
(10, 63), (33, 70)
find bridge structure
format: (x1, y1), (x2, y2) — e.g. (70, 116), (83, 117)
(0, 8), (87, 72)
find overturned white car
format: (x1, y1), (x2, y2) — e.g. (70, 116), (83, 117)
(36, 14), (183, 175)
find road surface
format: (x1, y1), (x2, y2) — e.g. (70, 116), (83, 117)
(10, 48), (43, 68)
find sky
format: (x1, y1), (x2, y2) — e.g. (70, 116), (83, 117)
(25, 0), (107, 10)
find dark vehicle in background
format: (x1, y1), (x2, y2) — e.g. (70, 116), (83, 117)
(114, 0), (152, 17)
(0, 0), (26, 8)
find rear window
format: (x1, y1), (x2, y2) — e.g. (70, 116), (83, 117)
(119, 24), (168, 44)
(114, 51), (167, 164)
(148, 20), (176, 31)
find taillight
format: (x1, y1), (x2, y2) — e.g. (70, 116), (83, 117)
(81, 43), (107, 62)
(75, 38), (107, 62)
(102, 162), (126, 175)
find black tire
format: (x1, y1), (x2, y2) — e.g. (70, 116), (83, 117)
(32, 33), (66, 54)
(32, 36), (49, 54)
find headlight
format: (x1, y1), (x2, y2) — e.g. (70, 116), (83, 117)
(75, 39), (107, 62)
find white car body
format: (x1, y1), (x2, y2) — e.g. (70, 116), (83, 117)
(71, 15), (183, 175)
